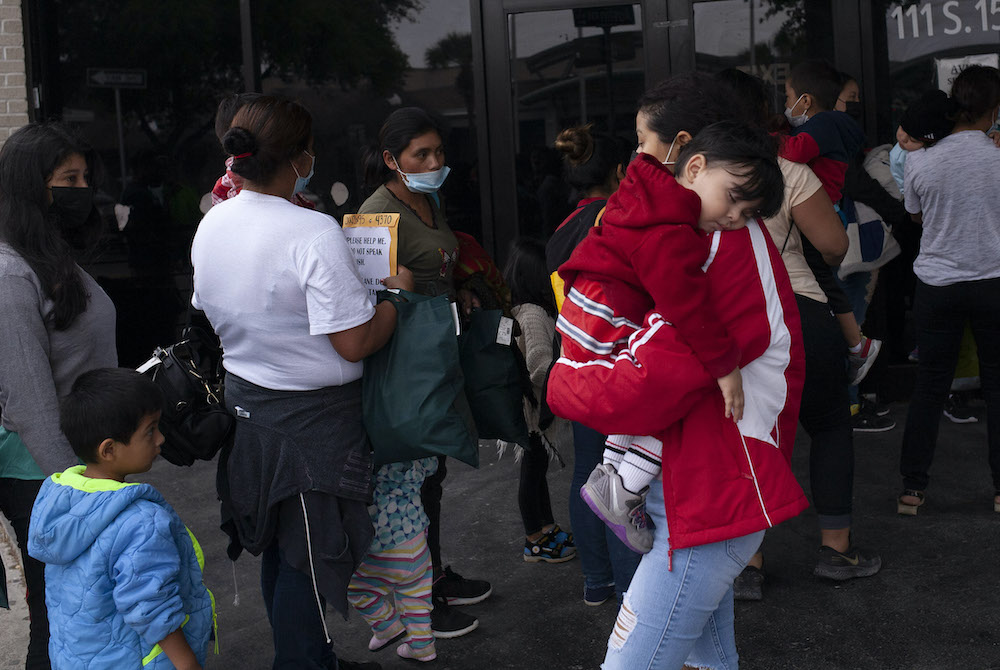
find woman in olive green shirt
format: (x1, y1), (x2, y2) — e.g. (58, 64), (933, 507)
(358, 107), (489, 639)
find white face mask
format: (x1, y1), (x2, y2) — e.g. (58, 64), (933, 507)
(784, 93), (809, 128)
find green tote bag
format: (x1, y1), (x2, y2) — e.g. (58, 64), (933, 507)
(362, 290), (479, 469)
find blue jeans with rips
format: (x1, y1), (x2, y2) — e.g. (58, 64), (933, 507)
(569, 423), (641, 602)
(602, 484), (764, 670)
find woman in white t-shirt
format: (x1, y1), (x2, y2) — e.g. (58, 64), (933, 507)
(898, 66), (1000, 516)
(191, 95), (410, 670)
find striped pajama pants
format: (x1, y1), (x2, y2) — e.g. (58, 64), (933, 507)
(348, 532), (435, 658)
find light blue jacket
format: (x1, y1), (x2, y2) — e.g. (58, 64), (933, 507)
(28, 466), (214, 669)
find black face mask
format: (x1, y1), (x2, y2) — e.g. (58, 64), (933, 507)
(49, 186), (94, 229)
(844, 101), (863, 122)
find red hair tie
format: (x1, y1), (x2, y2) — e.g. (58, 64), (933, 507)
(233, 152), (252, 160)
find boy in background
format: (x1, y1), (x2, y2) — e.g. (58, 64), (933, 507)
(28, 368), (213, 670)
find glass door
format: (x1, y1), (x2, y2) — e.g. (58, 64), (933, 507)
(477, 0), (671, 259)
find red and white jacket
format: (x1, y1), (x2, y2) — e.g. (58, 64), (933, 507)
(548, 162), (807, 551)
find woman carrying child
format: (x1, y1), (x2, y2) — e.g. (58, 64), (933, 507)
(192, 96), (408, 670)
(548, 80), (808, 667)
(0, 123), (118, 669)
(897, 65), (1000, 515)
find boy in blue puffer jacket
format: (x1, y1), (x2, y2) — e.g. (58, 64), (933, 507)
(28, 368), (213, 669)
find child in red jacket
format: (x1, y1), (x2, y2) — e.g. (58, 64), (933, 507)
(558, 120), (784, 553)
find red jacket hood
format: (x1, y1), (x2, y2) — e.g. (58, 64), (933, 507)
(602, 153), (702, 231)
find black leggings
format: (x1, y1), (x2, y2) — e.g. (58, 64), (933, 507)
(420, 455), (447, 576)
(0, 477), (50, 669)
(796, 295), (855, 528)
(518, 432), (554, 535)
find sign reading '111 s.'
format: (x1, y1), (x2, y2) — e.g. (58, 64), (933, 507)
(889, 0), (1000, 39)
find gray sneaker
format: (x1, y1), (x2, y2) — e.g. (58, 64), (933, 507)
(580, 464), (654, 554)
(847, 336), (882, 386)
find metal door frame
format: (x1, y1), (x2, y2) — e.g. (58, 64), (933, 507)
(472, 0), (672, 263)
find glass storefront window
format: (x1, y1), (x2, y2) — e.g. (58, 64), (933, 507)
(883, 0), (1000, 129)
(693, 0), (835, 114)
(43, 0), (478, 365)
(508, 4), (644, 237)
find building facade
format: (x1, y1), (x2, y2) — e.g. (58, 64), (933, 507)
(12, 1), (1000, 272)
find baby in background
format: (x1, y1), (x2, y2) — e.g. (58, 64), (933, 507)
(889, 89), (957, 195)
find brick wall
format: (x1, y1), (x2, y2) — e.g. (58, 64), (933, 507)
(0, 0), (28, 144)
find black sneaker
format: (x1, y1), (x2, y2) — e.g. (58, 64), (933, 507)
(583, 582), (615, 606)
(813, 545), (882, 581)
(338, 659), (383, 670)
(431, 595), (479, 639)
(435, 566), (492, 605)
(943, 393), (979, 424)
(852, 405), (895, 433)
(733, 565), (764, 601)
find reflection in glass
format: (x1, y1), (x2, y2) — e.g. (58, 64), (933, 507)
(694, 1), (833, 114)
(882, 0), (1000, 130)
(509, 5), (643, 238)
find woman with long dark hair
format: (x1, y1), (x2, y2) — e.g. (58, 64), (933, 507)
(897, 65), (1000, 515)
(0, 123), (118, 669)
(357, 107), (493, 639)
(192, 96), (408, 670)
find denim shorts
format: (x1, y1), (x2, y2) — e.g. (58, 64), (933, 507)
(602, 483), (764, 670)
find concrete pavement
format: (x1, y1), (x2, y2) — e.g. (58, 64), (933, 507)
(2, 399), (998, 669)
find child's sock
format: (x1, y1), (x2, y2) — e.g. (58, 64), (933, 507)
(603, 435), (630, 468)
(848, 338), (864, 354)
(618, 435), (662, 494)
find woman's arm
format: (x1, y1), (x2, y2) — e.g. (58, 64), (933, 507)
(327, 266), (414, 362)
(0, 275), (78, 475)
(790, 188), (848, 266)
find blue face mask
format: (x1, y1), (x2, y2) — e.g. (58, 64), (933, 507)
(291, 151), (315, 195)
(393, 157), (450, 195)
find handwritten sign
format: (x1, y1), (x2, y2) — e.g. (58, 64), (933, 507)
(342, 213), (399, 304)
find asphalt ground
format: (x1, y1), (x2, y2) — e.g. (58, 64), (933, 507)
(2, 398), (999, 669)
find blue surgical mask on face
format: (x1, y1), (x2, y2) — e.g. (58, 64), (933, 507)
(393, 156), (451, 195)
(784, 93), (809, 128)
(291, 151), (315, 195)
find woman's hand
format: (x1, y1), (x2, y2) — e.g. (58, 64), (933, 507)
(989, 129), (1000, 148)
(457, 288), (481, 315)
(384, 265), (414, 292)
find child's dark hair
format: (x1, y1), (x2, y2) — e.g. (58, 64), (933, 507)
(787, 60), (842, 112)
(362, 107), (444, 193)
(60, 368), (164, 463)
(222, 96), (312, 184)
(637, 72), (736, 144)
(675, 120), (784, 220)
(215, 92), (263, 143)
(715, 68), (771, 128)
(553, 124), (630, 193)
(950, 65), (1000, 125)
(503, 238), (556, 317)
